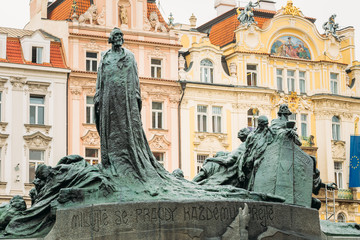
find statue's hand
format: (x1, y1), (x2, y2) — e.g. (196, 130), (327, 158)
(326, 182), (337, 190)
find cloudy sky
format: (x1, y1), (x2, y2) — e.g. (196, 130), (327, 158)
(0, 0), (359, 59)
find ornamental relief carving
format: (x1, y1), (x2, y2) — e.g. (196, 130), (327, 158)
(273, 92), (313, 113)
(26, 81), (51, 95)
(10, 77), (26, 91)
(83, 87), (96, 95)
(147, 47), (166, 59)
(81, 40), (107, 51)
(81, 130), (100, 146)
(148, 134), (170, 150)
(70, 87), (82, 96)
(0, 133), (9, 147)
(332, 140), (346, 161)
(194, 133), (229, 151)
(23, 131), (52, 149)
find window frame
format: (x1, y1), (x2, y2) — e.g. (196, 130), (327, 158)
(212, 106), (222, 133)
(153, 152), (165, 166)
(300, 114), (308, 138)
(247, 64), (257, 86)
(32, 46), (43, 64)
(151, 58), (162, 78)
(287, 70), (295, 93)
(330, 73), (339, 94)
(334, 161), (343, 189)
(276, 69), (283, 91)
(197, 105), (208, 132)
(200, 59), (214, 83)
(86, 96), (95, 124)
(299, 71), (306, 94)
(151, 101), (163, 129)
(85, 148), (99, 165)
(85, 51), (98, 72)
(196, 154), (208, 174)
(29, 149), (45, 183)
(332, 116), (341, 141)
(29, 95), (45, 125)
(247, 108), (259, 130)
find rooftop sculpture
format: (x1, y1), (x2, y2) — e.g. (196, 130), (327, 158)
(323, 14), (341, 41)
(237, 0), (261, 27)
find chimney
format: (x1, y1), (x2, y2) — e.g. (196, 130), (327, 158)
(41, 0), (48, 18)
(30, 0), (48, 19)
(189, 14), (197, 28)
(214, 0), (236, 16)
(258, 0), (276, 11)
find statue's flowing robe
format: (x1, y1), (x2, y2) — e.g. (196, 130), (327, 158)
(94, 48), (166, 183)
(195, 143), (246, 186)
(4, 156), (113, 237)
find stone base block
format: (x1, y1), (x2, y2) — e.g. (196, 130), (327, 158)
(40, 201), (321, 240)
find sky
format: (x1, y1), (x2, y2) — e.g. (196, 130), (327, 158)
(0, 0), (359, 59)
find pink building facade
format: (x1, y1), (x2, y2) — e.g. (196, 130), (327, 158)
(26, 0), (182, 171)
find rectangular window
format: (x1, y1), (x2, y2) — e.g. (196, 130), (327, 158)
(197, 105), (207, 132)
(212, 106), (222, 133)
(86, 52), (98, 72)
(332, 123), (341, 140)
(30, 95), (45, 125)
(32, 46), (43, 64)
(247, 64), (257, 86)
(330, 73), (338, 94)
(29, 150), (44, 182)
(151, 59), (162, 78)
(153, 152), (164, 166)
(85, 148), (99, 165)
(334, 162), (343, 188)
(152, 102), (163, 129)
(197, 154), (208, 173)
(86, 96), (95, 124)
(287, 70), (295, 92)
(299, 71), (306, 94)
(276, 69), (283, 91)
(301, 114), (308, 137)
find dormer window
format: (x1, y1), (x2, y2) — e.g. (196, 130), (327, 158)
(32, 46), (43, 64)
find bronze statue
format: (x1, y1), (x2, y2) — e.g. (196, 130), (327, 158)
(323, 14), (340, 41)
(193, 128), (250, 186)
(237, 0), (261, 27)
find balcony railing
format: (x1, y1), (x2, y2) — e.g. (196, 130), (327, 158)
(337, 189), (353, 200)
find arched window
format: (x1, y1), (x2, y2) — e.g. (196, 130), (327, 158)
(337, 213), (346, 223)
(247, 108), (259, 130)
(332, 116), (341, 141)
(200, 59), (213, 83)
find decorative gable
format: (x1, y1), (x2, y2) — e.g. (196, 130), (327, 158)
(20, 30), (51, 64)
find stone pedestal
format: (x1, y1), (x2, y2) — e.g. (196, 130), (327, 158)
(42, 201), (322, 240)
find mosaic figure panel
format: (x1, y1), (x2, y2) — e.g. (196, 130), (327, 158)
(271, 36), (311, 60)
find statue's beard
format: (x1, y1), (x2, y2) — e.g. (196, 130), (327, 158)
(113, 39), (123, 48)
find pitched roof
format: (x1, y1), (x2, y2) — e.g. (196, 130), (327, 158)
(0, 28), (67, 69)
(147, 1), (169, 30)
(199, 7), (316, 48)
(48, 0), (91, 21)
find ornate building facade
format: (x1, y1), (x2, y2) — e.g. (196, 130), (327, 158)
(0, 27), (69, 203)
(176, 0), (360, 223)
(26, 0), (182, 172)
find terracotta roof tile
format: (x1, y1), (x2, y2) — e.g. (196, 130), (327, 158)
(48, 0), (91, 21)
(209, 9), (274, 47)
(50, 42), (67, 68)
(7, 38), (24, 64)
(147, 2), (169, 30)
(209, 15), (238, 47)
